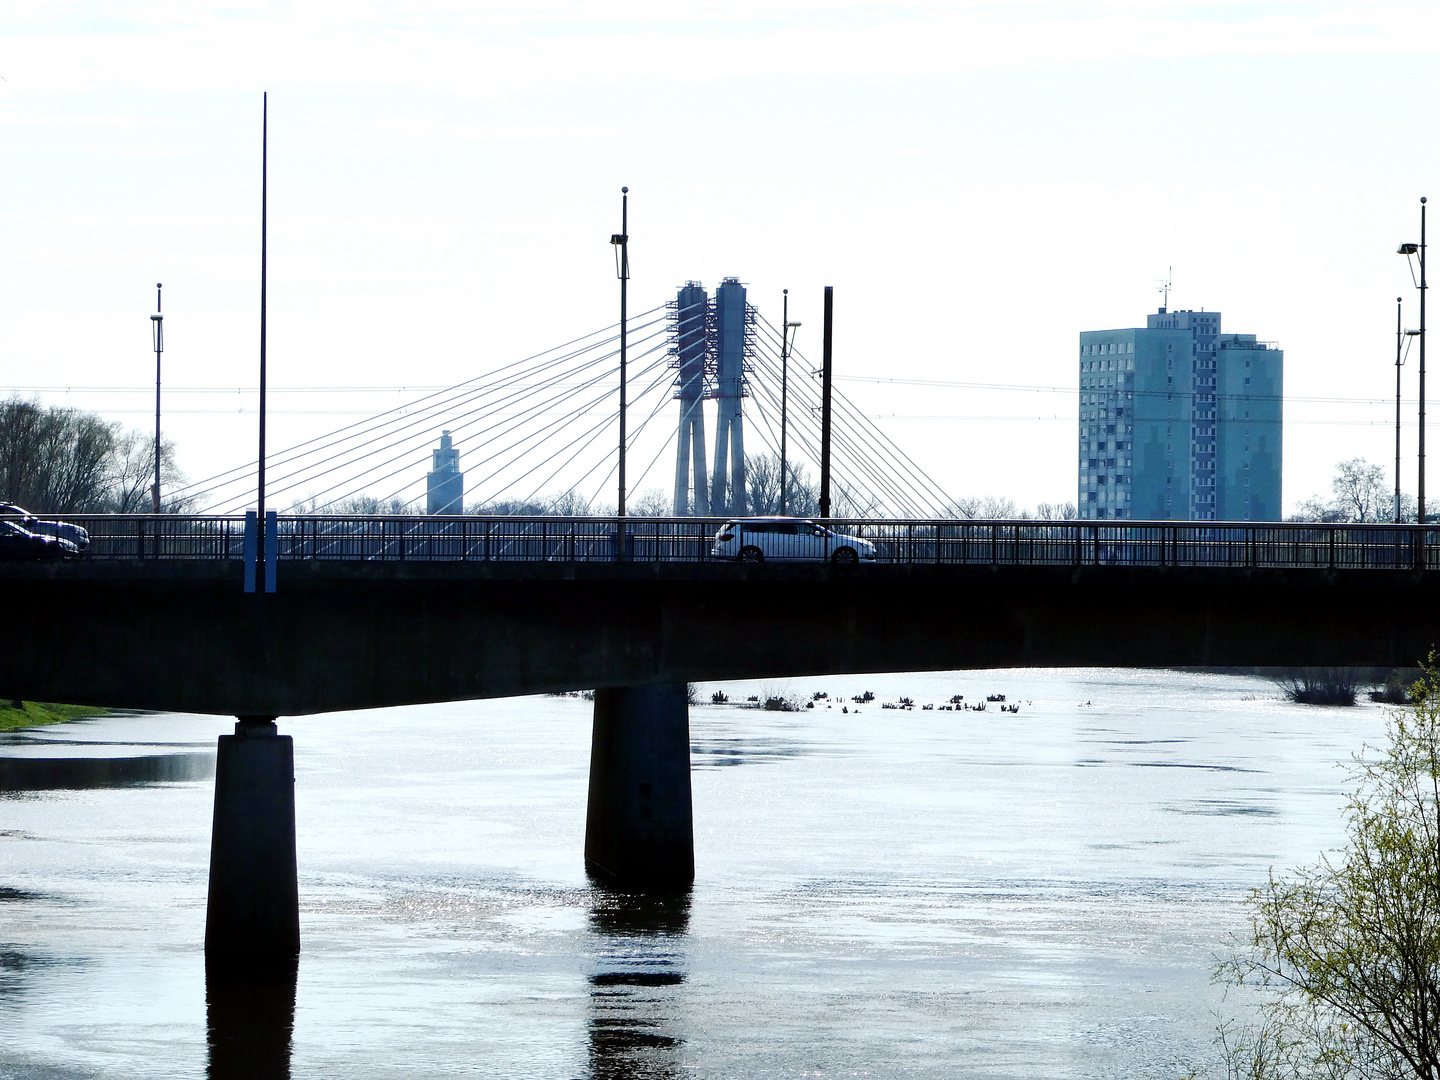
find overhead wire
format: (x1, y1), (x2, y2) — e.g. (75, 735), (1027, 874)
(181, 304), (669, 507)
(323, 341), (675, 513)
(752, 314), (952, 511)
(210, 318), (676, 513)
(748, 320), (940, 514)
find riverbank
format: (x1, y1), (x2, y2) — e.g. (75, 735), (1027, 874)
(0, 701), (108, 731)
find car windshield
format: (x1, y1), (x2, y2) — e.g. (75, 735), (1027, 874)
(0, 521), (29, 536)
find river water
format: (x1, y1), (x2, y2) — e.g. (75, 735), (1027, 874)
(0, 669), (1381, 1079)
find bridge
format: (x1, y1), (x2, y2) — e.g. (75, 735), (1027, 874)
(8, 513), (1440, 715)
(7, 281), (1436, 972)
(8, 512), (1439, 969)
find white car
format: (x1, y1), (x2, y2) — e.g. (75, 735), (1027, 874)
(711, 517), (876, 565)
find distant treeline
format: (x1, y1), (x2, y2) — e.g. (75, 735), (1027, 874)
(0, 396), (187, 513)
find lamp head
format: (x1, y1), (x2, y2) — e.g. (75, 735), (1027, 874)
(1400, 243), (1420, 255)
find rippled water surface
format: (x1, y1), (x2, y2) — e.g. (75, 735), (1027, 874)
(0, 670), (1381, 1078)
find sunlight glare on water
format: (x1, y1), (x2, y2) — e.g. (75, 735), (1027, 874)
(0, 669), (1377, 1078)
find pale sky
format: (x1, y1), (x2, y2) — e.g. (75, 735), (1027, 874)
(3, 2), (1439, 515)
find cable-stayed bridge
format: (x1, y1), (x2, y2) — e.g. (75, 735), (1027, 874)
(9, 279), (1440, 969)
(167, 279), (953, 521)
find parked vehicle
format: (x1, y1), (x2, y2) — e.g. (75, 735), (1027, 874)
(0, 520), (81, 561)
(711, 517), (877, 565)
(0, 503), (90, 552)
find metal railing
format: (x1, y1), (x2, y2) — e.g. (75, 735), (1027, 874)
(8, 514), (1440, 570)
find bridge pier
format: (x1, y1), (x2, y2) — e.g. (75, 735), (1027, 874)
(204, 717), (300, 965)
(584, 684), (694, 891)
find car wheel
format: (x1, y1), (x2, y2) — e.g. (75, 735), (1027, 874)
(739, 546), (764, 563)
(831, 547), (859, 566)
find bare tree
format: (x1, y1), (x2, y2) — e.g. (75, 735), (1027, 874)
(745, 453), (819, 517)
(1292, 458), (1393, 523)
(945, 495), (1018, 519)
(1331, 457), (1386, 523)
(627, 488), (670, 517)
(745, 453), (781, 515)
(948, 496), (982, 519)
(546, 488), (592, 516)
(1035, 501), (1078, 521)
(109, 432), (190, 513)
(0, 396), (189, 513)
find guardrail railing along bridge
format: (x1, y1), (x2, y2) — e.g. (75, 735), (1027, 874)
(14, 515), (1440, 570)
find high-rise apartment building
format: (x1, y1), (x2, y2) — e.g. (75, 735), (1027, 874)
(1078, 308), (1282, 521)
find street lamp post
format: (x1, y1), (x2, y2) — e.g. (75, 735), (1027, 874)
(1397, 297), (1405, 523)
(818, 286), (834, 519)
(150, 283), (163, 513)
(610, 188), (630, 557)
(1400, 196), (1428, 523)
(779, 289), (801, 516)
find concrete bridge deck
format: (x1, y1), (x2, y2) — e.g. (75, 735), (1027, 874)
(10, 516), (1440, 963)
(5, 557), (1438, 717)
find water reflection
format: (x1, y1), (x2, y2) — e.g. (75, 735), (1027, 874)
(205, 960), (297, 1080)
(0, 752), (213, 792)
(587, 891), (691, 1080)
(690, 735), (809, 769)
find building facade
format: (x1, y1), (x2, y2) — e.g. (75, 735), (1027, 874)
(427, 430), (464, 514)
(1078, 308), (1282, 521)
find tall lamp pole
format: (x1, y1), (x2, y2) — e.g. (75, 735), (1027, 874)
(1400, 196), (1428, 524)
(258, 92), (269, 545)
(150, 283), (163, 512)
(818, 285), (834, 519)
(779, 290), (801, 516)
(610, 188), (630, 554)
(1397, 297), (1405, 523)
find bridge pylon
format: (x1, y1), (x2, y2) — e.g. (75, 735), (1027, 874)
(671, 283), (711, 516)
(709, 277), (751, 517)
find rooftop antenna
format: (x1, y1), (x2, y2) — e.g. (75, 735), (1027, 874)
(1157, 266), (1172, 314)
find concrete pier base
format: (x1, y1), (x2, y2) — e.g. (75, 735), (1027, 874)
(584, 683), (695, 891)
(204, 717), (300, 965)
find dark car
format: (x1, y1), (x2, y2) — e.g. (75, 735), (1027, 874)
(0, 503), (89, 552)
(0, 520), (80, 560)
